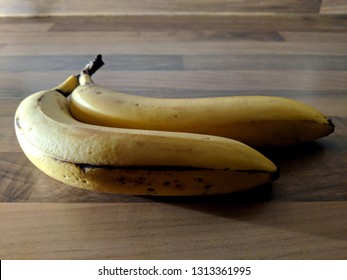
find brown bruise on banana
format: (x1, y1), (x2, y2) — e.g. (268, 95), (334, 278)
(15, 117), (22, 130)
(35, 157), (276, 196)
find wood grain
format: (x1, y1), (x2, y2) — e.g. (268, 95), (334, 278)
(183, 55), (347, 70)
(3, 42), (347, 56)
(1, 14), (346, 259)
(0, 0), (323, 17)
(280, 31), (347, 42)
(1, 202), (346, 259)
(0, 31), (286, 44)
(6, 54), (347, 71)
(321, 0), (347, 14)
(46, 15), (347, 33)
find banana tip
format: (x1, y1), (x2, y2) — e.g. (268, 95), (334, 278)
(327, 118), (335, 134)
(271, 167), (280, 182)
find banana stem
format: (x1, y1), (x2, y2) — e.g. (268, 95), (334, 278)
(55, 54), (105, 97)
(82, 54), (105, 76)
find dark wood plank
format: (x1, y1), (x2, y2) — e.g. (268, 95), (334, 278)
(183, 55), (347, 70)
(280, 31), (347, 42)
(82, 70), (347, 91)
(3, 69), (347, 94)
(0, 30), (286, 44)
(2, 41), (346, 56)
(0, 55), (184, 72)
(45, 15), (347, 33)
(4, 54), (347, 73)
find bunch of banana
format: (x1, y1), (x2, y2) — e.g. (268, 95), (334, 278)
(14, 55), (333, 196)
(14, 77), (278, 195)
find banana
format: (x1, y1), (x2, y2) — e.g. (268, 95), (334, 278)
(69, 75), (334, 148)
(14, 75), (278, 196)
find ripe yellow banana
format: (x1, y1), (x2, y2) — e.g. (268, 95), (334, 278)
(14, 75), (278, 196)
(69, 75), (334, 148)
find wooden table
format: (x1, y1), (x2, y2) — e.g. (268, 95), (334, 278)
(0, 15), (346, 259)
